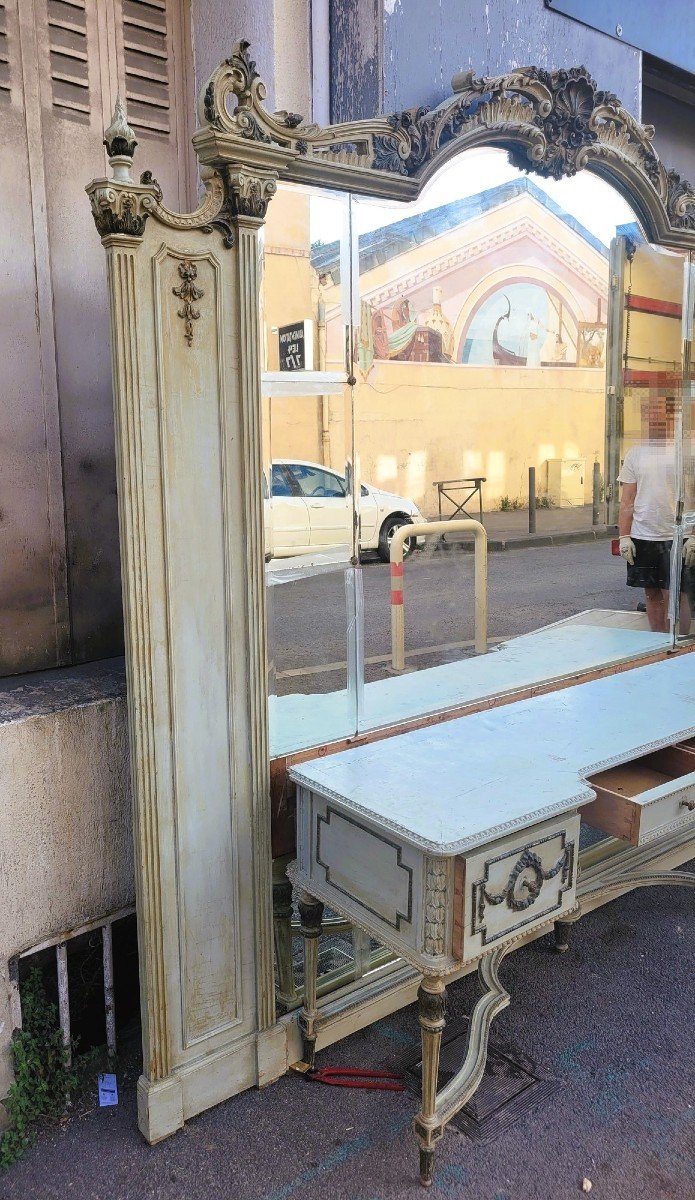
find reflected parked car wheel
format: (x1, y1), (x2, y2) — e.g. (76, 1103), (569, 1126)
(378, 515), (415, 563)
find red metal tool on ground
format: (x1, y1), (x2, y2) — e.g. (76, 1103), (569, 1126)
(306, 1066), (406, 1092)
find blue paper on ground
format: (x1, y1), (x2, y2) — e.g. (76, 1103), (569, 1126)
(98, 1073), (118, 1106)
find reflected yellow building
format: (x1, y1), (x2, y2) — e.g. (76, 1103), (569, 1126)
(264, 179), (618, 511)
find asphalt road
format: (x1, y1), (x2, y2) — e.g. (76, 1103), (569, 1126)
(268, 540), (635, 694)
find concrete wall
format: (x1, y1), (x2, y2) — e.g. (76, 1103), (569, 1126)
(383, 0), (642, 116)
(190, 0), (312, 117)
(330, 0), (641, 122)
(0, 666), (131, 1116)
(642, 86), (695, 187)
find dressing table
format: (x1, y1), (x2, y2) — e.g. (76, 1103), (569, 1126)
(87, 39), (695, 1152)
(290, 654), (695, 1184)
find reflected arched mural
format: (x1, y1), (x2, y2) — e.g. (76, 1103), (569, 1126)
(462, 282), (579, 366)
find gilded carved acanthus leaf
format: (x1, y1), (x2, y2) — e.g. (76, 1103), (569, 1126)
(87, 163), (237, 247)
(144, 168), (236, 247)
(88, 184), (155, 239)
(667, 168), (695, 231)
(373, 66), (658, 185)
(228, 168), (278, 221)
(139, 170), (162, 201)
(423, 858), (448, 957)
(196, 39), (392, 168)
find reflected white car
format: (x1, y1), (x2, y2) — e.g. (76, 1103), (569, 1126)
(264, 459), (425, 562)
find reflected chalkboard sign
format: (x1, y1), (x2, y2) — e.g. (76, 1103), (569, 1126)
(278, 320), (313, 371)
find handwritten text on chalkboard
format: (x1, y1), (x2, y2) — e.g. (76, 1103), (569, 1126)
(278, 321), (310, 371)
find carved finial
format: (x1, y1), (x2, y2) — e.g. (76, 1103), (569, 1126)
(104, 95), (137, 181)
(227, 39), (261, 103)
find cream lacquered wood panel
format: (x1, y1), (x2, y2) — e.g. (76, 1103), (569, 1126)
(299, 787), (426, 961)
(87, 136), (277, 1137)
(152, 245), (242, 1046)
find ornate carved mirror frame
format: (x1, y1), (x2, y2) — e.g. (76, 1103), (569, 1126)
(86, 42), (695, 1143)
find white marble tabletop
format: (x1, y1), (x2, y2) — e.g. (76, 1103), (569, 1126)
(290, 654), (695, 855)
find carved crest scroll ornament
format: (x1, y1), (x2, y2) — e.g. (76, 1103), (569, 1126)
(197, 43), (695, 240)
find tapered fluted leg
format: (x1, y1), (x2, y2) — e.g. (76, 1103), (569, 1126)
(413, 977), (447, 1186)
(297, 892), (324, 1067)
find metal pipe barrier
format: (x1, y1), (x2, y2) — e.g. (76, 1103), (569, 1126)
(528, 466), (536, 534)
(390, 520), (488, 672)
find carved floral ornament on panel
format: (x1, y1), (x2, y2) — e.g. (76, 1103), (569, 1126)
(172, 260), (204, 347)
(89, 38), (695, 252)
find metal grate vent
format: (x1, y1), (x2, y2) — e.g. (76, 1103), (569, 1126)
(0, 2), (10, 102)
(404, 1019), (560, 1143)
(47, 0), (90, 116)
(121, 0), (170, 134)
(11, 906), (137, 1062)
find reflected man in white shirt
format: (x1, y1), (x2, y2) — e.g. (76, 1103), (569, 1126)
(618, 398), (693, 634)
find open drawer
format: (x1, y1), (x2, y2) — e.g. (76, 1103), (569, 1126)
(581, 743), (695, 846)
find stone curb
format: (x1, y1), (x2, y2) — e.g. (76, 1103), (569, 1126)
(432, 527), (617, 553)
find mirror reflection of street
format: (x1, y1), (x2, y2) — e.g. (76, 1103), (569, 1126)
(267, 540), (646, 694)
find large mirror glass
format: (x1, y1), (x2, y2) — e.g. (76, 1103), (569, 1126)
(261, 183), (359, 755)
(263, 151), (694, 756)
(610, 233), (693, 646)
(678, 255), (695, 644)
(348, 148), (688, 734)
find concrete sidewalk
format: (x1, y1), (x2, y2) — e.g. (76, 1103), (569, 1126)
(426, 505), (615, 552)
(2, 874), (693, 1200)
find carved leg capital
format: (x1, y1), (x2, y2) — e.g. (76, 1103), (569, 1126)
(297, 893), (325, 939)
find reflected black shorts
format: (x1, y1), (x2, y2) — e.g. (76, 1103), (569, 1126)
(626, 538), (671, 589)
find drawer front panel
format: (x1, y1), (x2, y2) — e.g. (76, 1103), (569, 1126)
(458, 815), (579, 962)
(317, 806), (413, 929)
(639, 781), (695, 842)
(582, 750), (695, 846)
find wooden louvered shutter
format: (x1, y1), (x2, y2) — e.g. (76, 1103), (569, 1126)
(0, 2), (11, 102)
(47, 0), (90, 116)
(121, 0), (170, 134)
